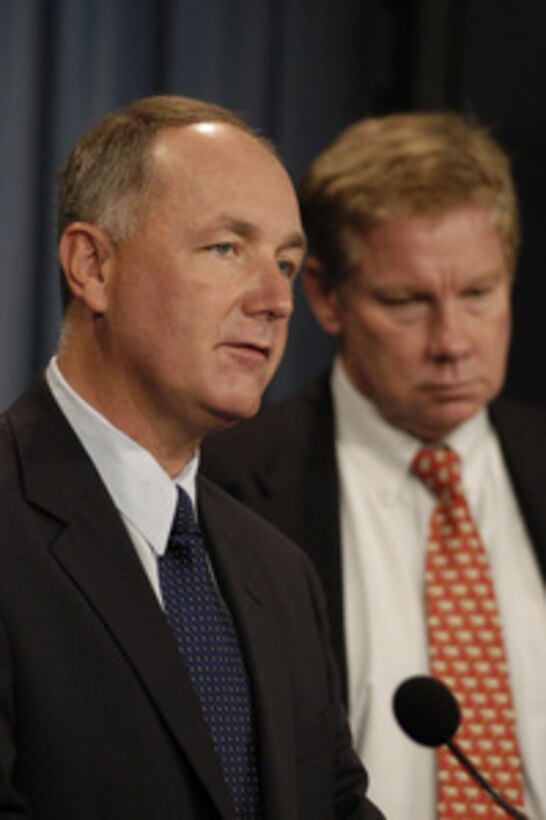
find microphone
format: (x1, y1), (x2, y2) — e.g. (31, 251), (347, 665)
(393, 676), (528, 820)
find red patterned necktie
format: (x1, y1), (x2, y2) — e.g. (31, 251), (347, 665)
(412, 445), (526, 818)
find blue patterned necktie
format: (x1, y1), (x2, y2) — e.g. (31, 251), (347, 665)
(158, 487), (261, 818)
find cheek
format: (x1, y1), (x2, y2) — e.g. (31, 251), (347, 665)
(110, 268), (168, 332)
(363, 322), (424, 371)
(341, 304), (427, 378)
(344, 322), (420, 394)
(486, 321), (511, 380)
(481, 303), (512, 360)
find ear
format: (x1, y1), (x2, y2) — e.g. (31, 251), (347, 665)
(301, 257), (344, 337)
(58, 223), (114, 314)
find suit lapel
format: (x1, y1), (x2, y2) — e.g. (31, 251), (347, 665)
(491, 399), (546, 581)
(199, 477), (299, 820)
(10, 379), (236, 820)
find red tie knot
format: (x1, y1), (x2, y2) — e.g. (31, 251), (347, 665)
(411, 445), (463, 501)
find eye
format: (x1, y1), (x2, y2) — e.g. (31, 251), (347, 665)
(384, 297), (415, 306)
(379, 294), (422, 308)
(464, 286), (489, 299)
(277, 258), (298, 280)
(209, 242), (236, 257)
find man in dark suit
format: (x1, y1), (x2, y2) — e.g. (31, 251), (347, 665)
(0, 95), (384, 819)
(202, 113), (546, 818)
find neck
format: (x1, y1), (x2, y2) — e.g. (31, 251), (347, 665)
(57, 341), (199, 479)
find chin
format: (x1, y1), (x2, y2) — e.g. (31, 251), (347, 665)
(206, 395), (263, 430)
(231, 399), (263, 422)
(424, 409), (480, 440)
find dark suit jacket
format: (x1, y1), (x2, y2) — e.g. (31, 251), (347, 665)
(202, 372), (546, 700)
(0, 377), (383, 820)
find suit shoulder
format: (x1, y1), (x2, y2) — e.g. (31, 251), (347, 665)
(209, 387), (318, 446)
(491, 396), (546, 447)
(0, 411), (21, 484)
(199, 475), (318, 574)
(200, 475), (298, 545)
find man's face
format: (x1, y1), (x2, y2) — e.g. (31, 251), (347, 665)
(99, 124), (305, 440)
(319, 206), (512, 441)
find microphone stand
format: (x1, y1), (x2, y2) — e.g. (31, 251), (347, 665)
(447, 740), (528, 820)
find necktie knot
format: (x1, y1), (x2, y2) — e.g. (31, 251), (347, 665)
(411, 444), (463, 501)
(170, 486), (200, 541)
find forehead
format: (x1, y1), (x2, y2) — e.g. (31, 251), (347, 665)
(154, 120), (267, 159)
(146, 123), (301, 231)
(357, 206), (508, 279)
(150, 125), (280, 193)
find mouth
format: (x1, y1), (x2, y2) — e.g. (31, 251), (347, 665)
(221, 341), (272, 365)
(424, 380), (479, 400)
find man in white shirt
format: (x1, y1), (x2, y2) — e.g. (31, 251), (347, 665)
(0, 95), (383, 819)
(202, 112), (546, 819)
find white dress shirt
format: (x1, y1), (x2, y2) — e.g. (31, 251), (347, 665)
(332, 357), (546, 820)
(45, 356), (198, 603)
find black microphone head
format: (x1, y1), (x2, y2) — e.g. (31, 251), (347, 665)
(393, 675), (461, 747)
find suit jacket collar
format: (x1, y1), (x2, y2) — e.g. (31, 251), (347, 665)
(490, 397), (546, 582)
(9, 377), (236, 818)
(9, 376), (301, 819)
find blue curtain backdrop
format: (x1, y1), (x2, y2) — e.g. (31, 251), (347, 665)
(2, 0), (546, 410)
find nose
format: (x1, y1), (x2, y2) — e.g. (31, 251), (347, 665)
(242, 261), (294, 321)
(427, 300), (472, 362)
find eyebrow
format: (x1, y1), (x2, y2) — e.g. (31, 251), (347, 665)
(280, 231), (307, 255)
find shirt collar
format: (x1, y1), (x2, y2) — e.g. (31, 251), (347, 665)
(46, 356), (199, 557)
(331, 357), (491, 500)
(446, 406), (492, 501)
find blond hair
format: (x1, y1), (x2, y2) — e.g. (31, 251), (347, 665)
(299, 112), (519, 286)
